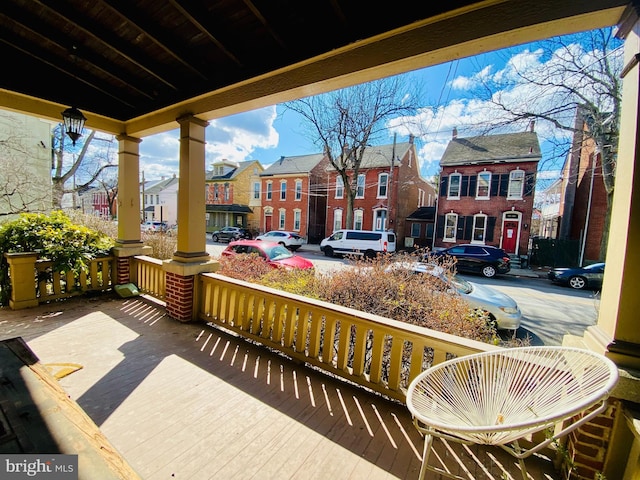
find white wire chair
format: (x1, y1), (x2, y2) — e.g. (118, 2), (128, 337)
(406, 346), (619, 480)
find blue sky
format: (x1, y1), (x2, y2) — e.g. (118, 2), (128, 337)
(137, 28), (621, 187)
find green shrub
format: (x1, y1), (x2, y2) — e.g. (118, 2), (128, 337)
(0, 211), (115, 305)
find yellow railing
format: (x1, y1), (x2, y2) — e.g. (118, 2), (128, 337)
(199, 272), (499, 402)
(131, 255), (166, 300)
(34, 257), (115, 302)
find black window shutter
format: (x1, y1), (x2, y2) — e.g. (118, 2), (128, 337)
(491, 174), (500, 196)
(486, 216), (496, 241)
(468, 175), (477, 196)
(440, 177), (448, 196)
(461, 176), (469, 196)
(463, 216), (473, 240)
(436, 215), (445, 239)
(499, 174), (509, 196)
(456, 217), (465, 240)
(525, 172), (536, 196)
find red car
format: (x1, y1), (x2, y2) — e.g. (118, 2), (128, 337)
(221, 240), (314, 270)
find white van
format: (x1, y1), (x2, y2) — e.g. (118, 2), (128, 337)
(320, 230), (396, 258)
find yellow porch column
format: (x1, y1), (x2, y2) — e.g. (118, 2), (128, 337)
(115, 134), (144, 248)
(173, 114), (210, 263)
(581, 11), (640, 371)
(163, 114), (218, 322)
(112, 134), (150, 284)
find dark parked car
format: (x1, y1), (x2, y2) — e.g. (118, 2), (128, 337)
(547, 263), (605, 290)
(211, 226), (252, 243)
(429, 244), (511, 278)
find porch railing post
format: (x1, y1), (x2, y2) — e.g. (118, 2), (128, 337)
(4, 252), (39, 310)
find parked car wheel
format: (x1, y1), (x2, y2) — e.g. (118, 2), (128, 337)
(481, 265), (497, 278)
(212, 234), (219, 242)
(568, 276), (587, 289)
(324, 246), (334, 257)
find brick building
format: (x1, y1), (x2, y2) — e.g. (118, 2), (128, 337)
(559, 111), (609, 264)
(206, 159), (264, 233)
(325, 135), (437, 247)
(436, 126), (541, 256)
(259, 153), (329, 243)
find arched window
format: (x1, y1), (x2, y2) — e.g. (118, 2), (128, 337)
(354, 209), (364, 230)
(333, 209), (343, 232)
(335, 177), (344, 198)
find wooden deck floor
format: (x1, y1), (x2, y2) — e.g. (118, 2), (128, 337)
(0, 295), (560, 480)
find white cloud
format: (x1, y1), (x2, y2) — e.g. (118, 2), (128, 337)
(140, 106), (279, 180)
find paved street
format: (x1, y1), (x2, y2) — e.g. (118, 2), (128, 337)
(206, 239), (599, 347)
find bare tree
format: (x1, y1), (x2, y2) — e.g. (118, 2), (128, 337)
(473, 28), (622, 258)
(0, 112), (51, 216)
(52, 124), (118, 208)
(284, 77), (419, 228)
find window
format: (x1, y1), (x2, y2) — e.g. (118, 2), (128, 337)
(418, 189), (425, 207)
(444, 213), (458, 242)
(411, 223), (421, 237)
(335, 177), (344, 198)
(266, 182), (272, 200)
(448, 173), (461, 199)
(280, 180), (287, 200)
(279, 209), (286, 229)
(253, 182), (260, 200)
(476, 172), (491, 199)
(333, 209), (343, 232)
(472, 214), (487, 243)
(293, 209), (301, 230)
(354, 209), (364, 230)
(508, 170), (525, 199)
(356, 174), (365, 198)
(377, 173), (388, 198)
(214, 185), (219, 200)
(295, 180), (302, 200)
(224, 183), (230, 201)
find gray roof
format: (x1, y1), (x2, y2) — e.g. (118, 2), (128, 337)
(440, 132), (541, 166)
(359, 142), (412, 168)
(261, 153), (325, 176)
(321, 141), (414, 171)
(144, 176), (178, 194)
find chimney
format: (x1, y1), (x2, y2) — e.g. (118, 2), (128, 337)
(409, 134), (415, 144)
(452, 127), (458, 139)
(529, 120), (535, 132)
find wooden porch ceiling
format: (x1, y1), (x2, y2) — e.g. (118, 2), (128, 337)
(0, 295), (558, 479)
(0, 0), (630, 137)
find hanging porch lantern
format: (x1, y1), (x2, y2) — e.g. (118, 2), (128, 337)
(61, 106), (87, 146)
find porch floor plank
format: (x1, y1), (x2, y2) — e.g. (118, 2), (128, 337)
(0, 295), (559, 480)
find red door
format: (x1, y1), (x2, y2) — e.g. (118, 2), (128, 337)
(502, 221), (519, 254)
(265, 214), (272, 232)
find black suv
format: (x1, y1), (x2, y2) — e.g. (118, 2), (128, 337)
(211, 226), (252, 243)
(430, 244), (511, 278)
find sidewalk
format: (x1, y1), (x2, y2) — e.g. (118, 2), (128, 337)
(298, 244), (547, 279)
